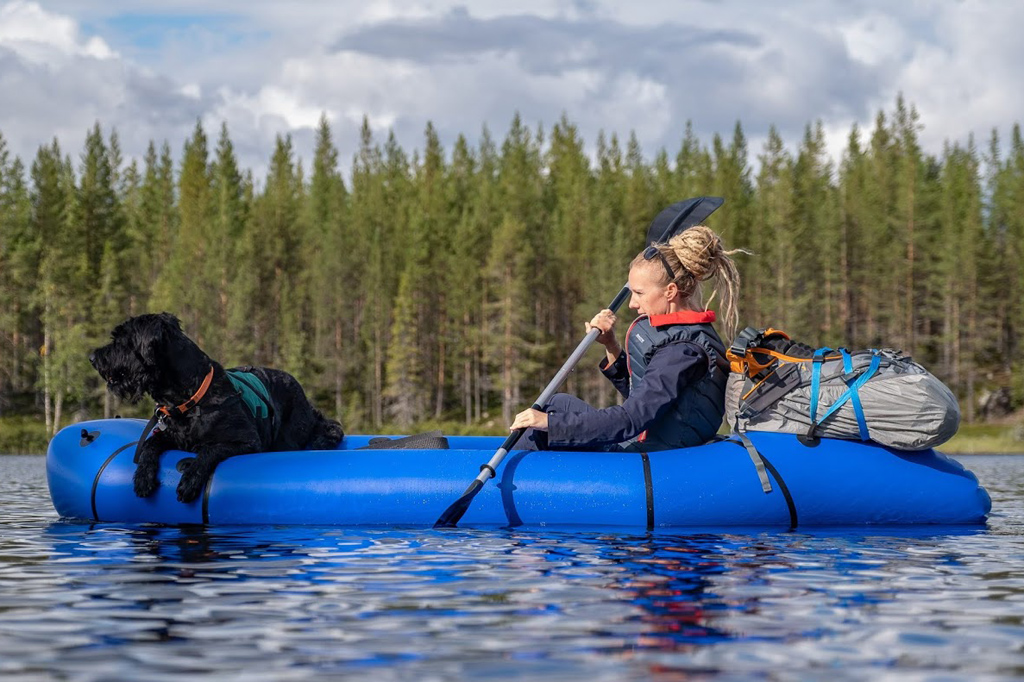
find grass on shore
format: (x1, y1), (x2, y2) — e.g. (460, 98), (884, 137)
(0, 416), (51, 454)
(2, 415), (1022, 456)
(941, 422), (1024, 454)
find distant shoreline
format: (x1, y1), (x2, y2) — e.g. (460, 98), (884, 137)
(2, 416), (1021, 456)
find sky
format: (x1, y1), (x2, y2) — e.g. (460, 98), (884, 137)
(1, 0), (1021, 180)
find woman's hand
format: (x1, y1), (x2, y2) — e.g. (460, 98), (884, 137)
(586, 309), (619, 349)
(587, 309), (621, 366)
(510, 408), (548, 432)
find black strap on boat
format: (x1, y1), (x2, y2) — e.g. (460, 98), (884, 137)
(91, 441), (139, 522)
(355, 431), (450, 450)
(134, 410), (162, 463)
(640, 451), (655, 531)
(497, 450), (528, 528)
(724, 433), (798, 530)
(732, 418), (773, 493)
(202, 473), (214, 525)
(760, 455), (798, 530)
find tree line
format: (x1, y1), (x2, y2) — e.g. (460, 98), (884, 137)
(1, 94), (1022, 437)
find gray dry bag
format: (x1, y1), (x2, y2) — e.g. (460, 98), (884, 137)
(724, 328), (960, 451)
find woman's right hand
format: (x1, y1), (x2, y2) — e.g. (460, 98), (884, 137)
(586, 309), (619, 350)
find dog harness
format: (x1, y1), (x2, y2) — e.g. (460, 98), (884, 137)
(225, 369), (274, 420)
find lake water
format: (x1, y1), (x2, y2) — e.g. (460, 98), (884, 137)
(1, 454), (1022, 681)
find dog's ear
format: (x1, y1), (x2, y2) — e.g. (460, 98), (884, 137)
(135, 313), (178, 366)
(156, 312), (182, 332)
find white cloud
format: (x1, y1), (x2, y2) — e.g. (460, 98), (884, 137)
(0, 0), (115, 62)
(2, 0), (1024, 183)
(0, 1), (203, 170)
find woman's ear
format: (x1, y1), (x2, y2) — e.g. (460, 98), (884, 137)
(665, 282), (679, 300)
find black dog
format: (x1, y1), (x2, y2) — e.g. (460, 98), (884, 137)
(90, 312), (344, 503)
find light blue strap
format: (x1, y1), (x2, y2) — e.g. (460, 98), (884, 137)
(809, 347), (831, 427)
(815, 352), (882, 433)
(840, 349), (869, 440)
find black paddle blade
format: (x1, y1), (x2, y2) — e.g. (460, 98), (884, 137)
(644, 196), (724, 247)
(434, 479), (484, 528)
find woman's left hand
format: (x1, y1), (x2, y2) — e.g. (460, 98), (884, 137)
(510, 408), (548, 432)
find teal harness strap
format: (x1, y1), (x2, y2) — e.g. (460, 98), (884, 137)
(226, 370), (273, 420)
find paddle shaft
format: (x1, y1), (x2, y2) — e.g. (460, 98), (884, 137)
(466, 283), (631, 487)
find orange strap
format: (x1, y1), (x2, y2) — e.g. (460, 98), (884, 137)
(157, 366), (214, 417)
(727, 347), (847, 378)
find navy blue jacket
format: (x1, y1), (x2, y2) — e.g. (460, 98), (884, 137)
(546, 341), (709, 448)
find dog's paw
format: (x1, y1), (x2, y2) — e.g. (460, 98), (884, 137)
(175, 464), (207, 503)
(133, 464), (160, 498)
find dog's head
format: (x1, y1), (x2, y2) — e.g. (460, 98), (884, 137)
(90, 312), (186, 403)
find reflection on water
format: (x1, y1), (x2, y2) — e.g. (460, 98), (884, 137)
(1, 454), (1023, 680)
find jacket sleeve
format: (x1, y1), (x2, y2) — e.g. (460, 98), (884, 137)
(547, 341), (708, 447)
(599, 350), (630, 397)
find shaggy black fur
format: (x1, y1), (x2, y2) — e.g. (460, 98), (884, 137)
(90, 312), (344, 503)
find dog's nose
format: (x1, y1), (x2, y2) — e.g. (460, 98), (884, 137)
(88, 352), (97, 367)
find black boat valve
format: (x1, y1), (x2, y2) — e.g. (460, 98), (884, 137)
(79, 429), (99, 446)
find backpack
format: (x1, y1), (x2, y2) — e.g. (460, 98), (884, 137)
(724, 327), (961, 451)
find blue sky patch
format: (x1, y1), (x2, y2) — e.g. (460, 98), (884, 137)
(85, 12), (268, 61)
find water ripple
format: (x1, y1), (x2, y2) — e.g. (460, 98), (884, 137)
(1, 454), (1023, 680)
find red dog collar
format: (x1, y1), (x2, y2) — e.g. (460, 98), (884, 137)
(157, 365), (214, 417)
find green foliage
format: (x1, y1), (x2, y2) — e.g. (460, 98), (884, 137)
(0, 416), (49, 454)
(943, 422), (1024, 454)
(1, 98), (1023, 439)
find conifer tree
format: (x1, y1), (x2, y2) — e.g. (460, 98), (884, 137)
(35, 141), (91, 434)
(209, 123), (247, 362)
(753, 126), (794, 328)
(350, 118), (389, 427)
(591, 131), (627, 321)
(255, 135), (307, 373)
(674, 121), (713, 200)
(487, 214), (534, 425)
(447, 133), (481, 422)
(307, 114), (353, 421)
(1005, 125), (1024, 402)
(624, 131), (656, 258)
(118, 158), (143, 314)
(384, 122), (448, 424)
(152, 122), (213, 343)
(75, 124), (129, 335)
(0, 136), (36, 405)
(226, 170), (259, 362)
(936, 139), (982, 405)
(789, 121), (837, 342)
(448, 128), (500, 423)
(545, 115), (594, 398)
(892, 95), (926, 355)
(864, 110), (900, 345)
(837, 124), (870, 343)
(488, 114), (547, 421)
(132, 142), (177, 307)
(710, 123), (755, 332)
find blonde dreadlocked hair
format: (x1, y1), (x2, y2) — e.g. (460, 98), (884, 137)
(630, 225), (745, 338)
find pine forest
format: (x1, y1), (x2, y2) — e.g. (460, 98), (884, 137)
(1, 95), (1023, 444)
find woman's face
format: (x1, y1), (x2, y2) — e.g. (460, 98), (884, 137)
(628, 263), (675, 316)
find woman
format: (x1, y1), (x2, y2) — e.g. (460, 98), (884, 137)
(510, 225), (743, 451)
